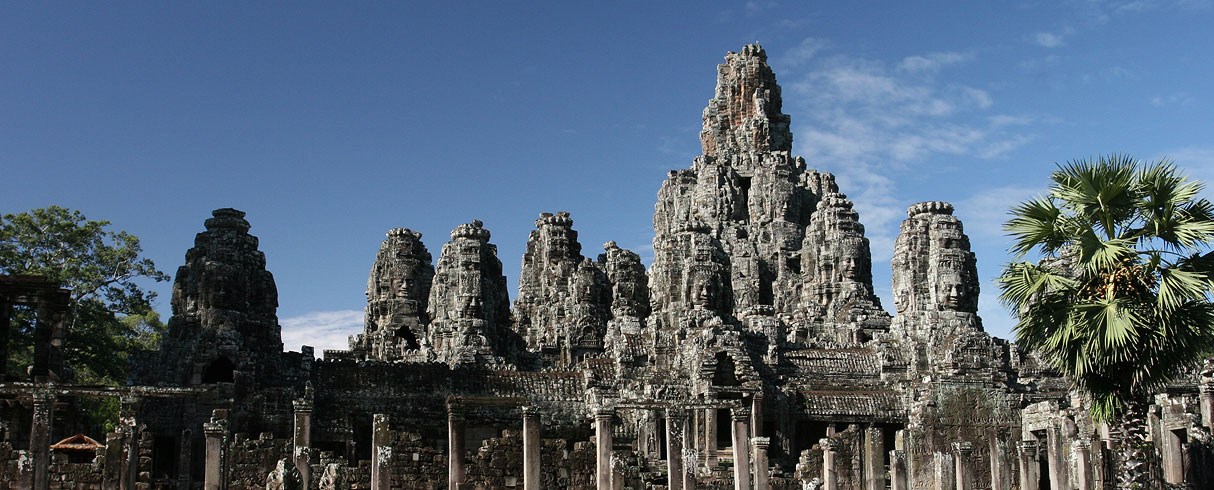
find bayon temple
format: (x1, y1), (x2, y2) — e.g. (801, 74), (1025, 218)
(3, 44), (1214, 489)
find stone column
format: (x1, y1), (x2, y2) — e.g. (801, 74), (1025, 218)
(953, 442), (972, 490)
(889, 450), (907, 490)
(448, 403), (466, 490)
(933, 452), (954, 490)
(0, 300), (10, 382)
(1018, 441), (1039, 490)
(372, 414), (391, 490)
(203, 417), (228, 490)
(293, 399), (313, 489)
(29, 392), (53, 490)
(1201, 384), (1214, 430)
(177, 429), (192, 489)
(116, 396), (141, 490)
(751, 394), (764, 437)
(704, 408), (718, 468)
(1073, 440), (1091, 490)
(31, 303), (66, 381)
(523, 406), (542, 490)
(1045, 427), (1066, 490)
(988, 430), (1008, 490)
(864, 425), (885, 490)
(752, 436), (770, 490)
(104, 430), (123, 488)
(595, 408), (614, 490)
(731, 408), (751, 490)
(683, 411), (697, 490)
(821, 438), (839, 490)
(666, 409), (685, 490)
(691, 409), (700, 451)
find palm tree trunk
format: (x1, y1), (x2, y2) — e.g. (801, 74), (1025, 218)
(1115, 397), (1157, 489)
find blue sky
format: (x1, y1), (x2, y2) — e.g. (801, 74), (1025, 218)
(3, 1), (1212, 353)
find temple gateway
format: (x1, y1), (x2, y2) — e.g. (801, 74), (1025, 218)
(2, 44), (1212, 489)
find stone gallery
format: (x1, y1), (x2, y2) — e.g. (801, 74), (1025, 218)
(2, 44), (1213, 489)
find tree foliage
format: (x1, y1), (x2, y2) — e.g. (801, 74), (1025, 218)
(0, 206), (169, 383)
(998, 155), (1214, 422)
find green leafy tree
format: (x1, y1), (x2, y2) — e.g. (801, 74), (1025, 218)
(998, 155), (1214, 487)
(0, 206), (170, 384)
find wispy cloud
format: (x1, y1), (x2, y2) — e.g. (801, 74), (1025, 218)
(1033, 32), (1066, 48)
(280, 309), (364, 355)
(956, 185), (1047, 241)
(1150, 92), (1194, 107)
(779, 37), (829, 68)
(896, 51), (974, 76)
(780, 42), (1033, 261)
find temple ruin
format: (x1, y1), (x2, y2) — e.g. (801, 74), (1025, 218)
(2, 43), (1213, 489)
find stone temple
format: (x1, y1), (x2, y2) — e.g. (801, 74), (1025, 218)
(2, 44), (1213, 489)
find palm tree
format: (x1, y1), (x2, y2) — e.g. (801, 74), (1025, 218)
(998, 155), (1214, 488)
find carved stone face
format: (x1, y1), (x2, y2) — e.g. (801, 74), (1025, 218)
(936, 277), (965, 310)
(838, 252), (860, 281)
(691, 274), (715, 307)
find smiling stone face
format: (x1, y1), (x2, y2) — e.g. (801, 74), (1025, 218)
(892, 202), (979, 314)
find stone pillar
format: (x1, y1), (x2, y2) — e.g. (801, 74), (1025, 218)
(752, 436), (770, 490)
(683, 411), (697, 490)
(1018, 441), (1039, 490)
(731, 408), (751, 490)
(523, 407), (542, 490)
(448, 403), (466, 490)
(177, 429), (192, 489)
(1046, 427), (1066, 490)
(293, 399), (313, 489)
(31, 303), (66, 381)
(988, 429), (1008, 490)
(889, 450), (907, 490)
(104, 430), (123, 488)
(821, 438), (839, 490)
(751, 394), (764, 437)
(203, 413), (228, 490)
(1073, 440), (1091, 490)
(0, 300), (10, 382)
(595, 408), (614, 490)
(704, 408), (718, 467)
(29, 392), (53, 490)
(1201, 384), (1214, 430)
(118, 396), (141, 490)
(864, 425), (885, 490)
(933, 452), (955, 490)
(665, 409), (685, 490)
(953, 442), (972, 490)
(372, 414), (391, 490)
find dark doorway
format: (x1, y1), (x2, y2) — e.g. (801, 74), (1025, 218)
(713, 353), (739, 386)
(152, 435), (178, 479)
(201, 357), (235, 384)
(717, 408), (732, 448)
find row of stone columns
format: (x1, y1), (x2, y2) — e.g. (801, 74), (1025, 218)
(589, 406), (768, 490)
(1016, 438), (1094, 490)
(24, 392), (145, 490)
(444, 403), (546, 490)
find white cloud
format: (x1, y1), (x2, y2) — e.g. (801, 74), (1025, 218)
(956, 185), (1047, 241)
(781, 40), (1035, 270)
(896, 51), (974, 75)
(1033, 32), (1066, 48)
(779, 37), (829, 68)
(1150, 92), (1194, 107)
(280, 309), (364, 355)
